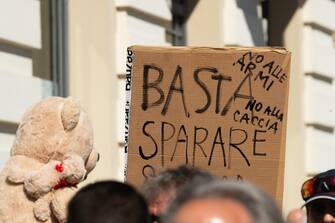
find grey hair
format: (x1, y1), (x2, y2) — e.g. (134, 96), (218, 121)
(141, 165), (215, 204)
(162, 179), (284, 223)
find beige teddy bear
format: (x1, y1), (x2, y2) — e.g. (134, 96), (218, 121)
(0, 97), (99, 223)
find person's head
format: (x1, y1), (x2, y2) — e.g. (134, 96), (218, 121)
(163, 179), (284, 223)
(287, 208), (307, 223)
(68, 181), (150, 223)
(301, 169), (335, 223)
(141, 165), (214, 221)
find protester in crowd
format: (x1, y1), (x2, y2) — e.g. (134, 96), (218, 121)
(141, 165), (215, 222)
(286, 209), (307, 223)
(67, 181), (150, 223)
(163, 179), (284, 223)
(298, 169), (335, 223)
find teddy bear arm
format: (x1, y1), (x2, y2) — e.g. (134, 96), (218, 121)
(7, 165), (30, 184)
(6, 155), (41, 184)
(24, 160), (62, 199)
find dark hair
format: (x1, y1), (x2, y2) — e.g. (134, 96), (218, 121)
(163, 180), (284, 223)
(141, 165), (215, 204)
(68, 181), (150, 223)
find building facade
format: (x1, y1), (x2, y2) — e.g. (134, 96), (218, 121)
(0, 0), (67, 167)
(0, 0), (334, 213)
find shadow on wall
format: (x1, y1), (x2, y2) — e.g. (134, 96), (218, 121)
(236, 0), (306, 46)
(236, 0), (266, 46)
(267, 0), (306, 46)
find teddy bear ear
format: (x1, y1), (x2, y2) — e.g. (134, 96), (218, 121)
(61, 97), (81, 131)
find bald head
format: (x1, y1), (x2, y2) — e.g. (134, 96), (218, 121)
(163, 180), (284, 223)
(287, 209), (306, 223)
(173, 198), (253, 223)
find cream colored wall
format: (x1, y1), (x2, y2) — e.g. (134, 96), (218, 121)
(282, 7), (306, 214)
(68, 0), (122, 182)
(186, 0), (223, 46)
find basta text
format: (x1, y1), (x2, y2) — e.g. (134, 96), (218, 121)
(141, 51), (287, 117)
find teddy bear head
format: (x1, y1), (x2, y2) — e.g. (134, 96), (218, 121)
(11, 97), (98, 172)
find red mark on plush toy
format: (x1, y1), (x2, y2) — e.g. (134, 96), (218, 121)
(55, 163), (64, 173)
(54, 179), (77, 190)
(53, 162), (77, 190)
(54, 179), (69, 190)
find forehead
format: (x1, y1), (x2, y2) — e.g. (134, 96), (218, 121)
(173, 198), (253, 223)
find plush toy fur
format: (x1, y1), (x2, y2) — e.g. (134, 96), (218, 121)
(0, 97), (99, 223)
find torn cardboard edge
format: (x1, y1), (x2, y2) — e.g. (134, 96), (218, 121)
(128, 45), (290, 55)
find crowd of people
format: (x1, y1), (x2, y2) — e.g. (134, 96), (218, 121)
(67, 166), (335, 223)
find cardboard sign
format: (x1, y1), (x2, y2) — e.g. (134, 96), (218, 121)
(125, 46), (290, 204)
